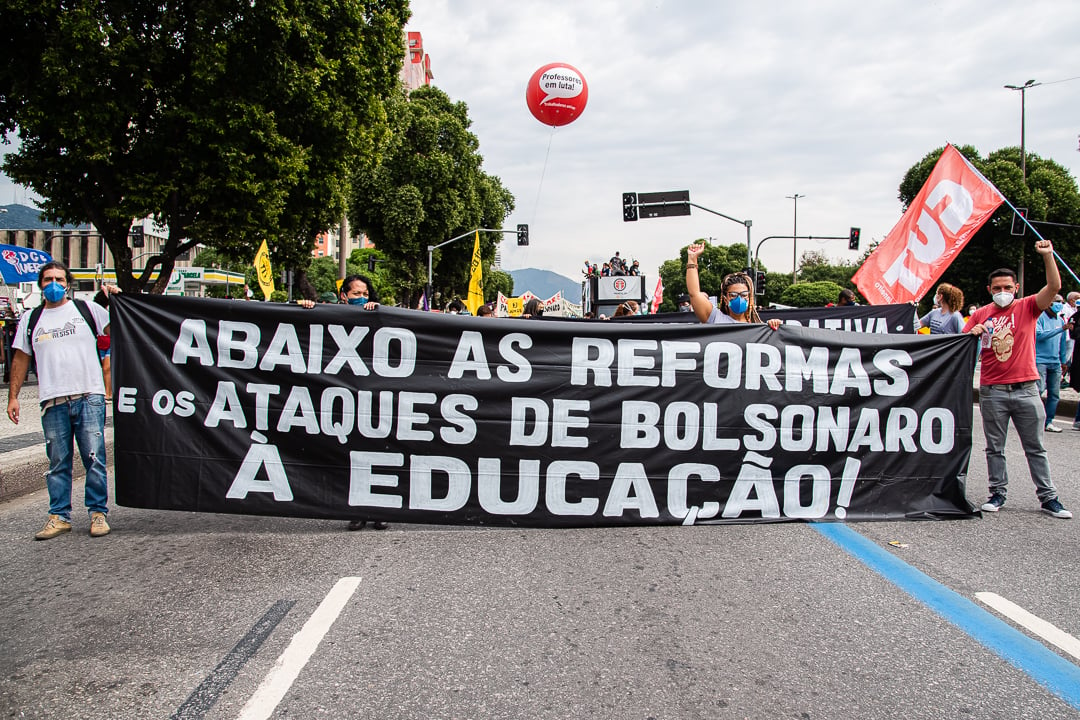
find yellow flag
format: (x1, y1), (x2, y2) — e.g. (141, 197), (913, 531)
(465, 230), (484, 315)
(253, 240), (275, 300)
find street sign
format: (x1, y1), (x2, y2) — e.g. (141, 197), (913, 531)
(637, 190), (691, 219)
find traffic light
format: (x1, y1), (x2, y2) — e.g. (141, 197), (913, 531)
(755, 270), (767, 296)
(517, 224), (529, 246)
(848, 227), (861, 251)
(130, 225), (145, 248)
(366, 256), (377, 272)
(1011, 208), (1028, 236)
(622, 192), (638, 222)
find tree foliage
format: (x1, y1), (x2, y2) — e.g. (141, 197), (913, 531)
(898, 145), (1080, 310)
(0, 0), (409, 292)
(797, 250), (860, 292)
(349, 86), (515, 307)
(780, 281), (845, 307)
(485, 269), (514, 302)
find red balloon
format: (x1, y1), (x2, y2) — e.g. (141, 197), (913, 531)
(525, 63), (588, 127)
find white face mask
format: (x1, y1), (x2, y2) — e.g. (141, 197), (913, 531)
(992, 291), (1014, 308)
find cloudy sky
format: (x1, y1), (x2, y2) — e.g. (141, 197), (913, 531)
(401, 0), (1080, 283)
(2, 0), (1078, 287)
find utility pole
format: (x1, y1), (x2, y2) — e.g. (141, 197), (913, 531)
(338, 214), (349, 280)
(786, 194), (804, 284)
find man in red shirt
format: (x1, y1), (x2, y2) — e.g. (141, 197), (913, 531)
(964, 239), (1072, 518)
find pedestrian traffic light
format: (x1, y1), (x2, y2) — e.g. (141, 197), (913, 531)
(622, 192), (638, 222)
(367, 256), (377, 272)
(517, 224), (529, 246)
(1011, 208), (1028, 236)
(848, 227), (861, 251)
(755, 270), (767, 295)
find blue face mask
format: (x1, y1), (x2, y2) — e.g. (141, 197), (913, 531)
(42, 281), (67, 303)
(347, 296), (368, 306)
(1052, 302), (1064, 314)
(729, 296), (749, 315)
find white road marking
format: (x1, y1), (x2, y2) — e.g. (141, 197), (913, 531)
(975, 591), (1080, 661)
(236, 576), (362, 720)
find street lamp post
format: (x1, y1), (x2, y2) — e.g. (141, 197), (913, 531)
(427, 227), (521, 310)
(1004, 79), (1040, 181)
(787, 194), (804, 284)
(1004, 79), (1040, 293)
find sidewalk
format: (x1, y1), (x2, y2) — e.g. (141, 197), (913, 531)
(0, 379), (115, 502)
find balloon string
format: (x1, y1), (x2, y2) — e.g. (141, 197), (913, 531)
(530, 124), (558, 225)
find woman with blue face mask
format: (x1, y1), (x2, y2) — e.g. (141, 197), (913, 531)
(684, 242), (781, 329)
(338, 274), (380, 310)
(339, 273), (385, 531)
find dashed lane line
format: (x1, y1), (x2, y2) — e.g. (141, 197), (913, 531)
(976, 591), (1080, 662)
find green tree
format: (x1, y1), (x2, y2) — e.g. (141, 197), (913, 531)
(797, 250), (860, 291)
(898, 145), (1080, 311)
(485, 269), (514, 302)
(307, 256), (344, 297)
(350, 86), (515, 307)
(781, 281), (845, 307)
(0, 0), (409, 293)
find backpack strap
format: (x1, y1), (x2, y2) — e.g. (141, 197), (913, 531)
(71, 299), (100, 335)
(25, 305), (44, 346)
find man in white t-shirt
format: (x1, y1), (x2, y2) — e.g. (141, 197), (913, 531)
(7, 261), (120, 540)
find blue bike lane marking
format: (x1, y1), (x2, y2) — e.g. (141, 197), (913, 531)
(813, 523), (1080, 711)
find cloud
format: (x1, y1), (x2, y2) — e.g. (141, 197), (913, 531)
(409, 0), (1080, 284)
(4, 1), (1078, 293)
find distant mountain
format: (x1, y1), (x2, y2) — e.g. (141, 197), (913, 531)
(508, 268), (582, 301)
(0, 203), (91, 231)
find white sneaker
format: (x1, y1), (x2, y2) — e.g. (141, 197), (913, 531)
(1046, 423), (1063, 433)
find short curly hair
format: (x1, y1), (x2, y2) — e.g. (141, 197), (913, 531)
(935, 283), (964, 312)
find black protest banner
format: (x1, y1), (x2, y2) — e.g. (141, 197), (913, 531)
(112, 295), (978, 526)
(760, 303), (916, 334)
(609, 303), (916, 334)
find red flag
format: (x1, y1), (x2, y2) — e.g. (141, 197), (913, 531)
(853, 145), (1005, 304)
(650, 277), (664, 314)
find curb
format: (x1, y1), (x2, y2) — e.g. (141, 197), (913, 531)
(0, 431), (114, 504)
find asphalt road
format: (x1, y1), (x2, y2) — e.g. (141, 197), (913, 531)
(2, 410), (1079, 720)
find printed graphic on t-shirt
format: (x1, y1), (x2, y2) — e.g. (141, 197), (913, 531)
(985, 313), (1016, 362)
(34, 320), (80, 344)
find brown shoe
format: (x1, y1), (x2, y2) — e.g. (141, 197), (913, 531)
(34, 514), (72, 541)
(89, 512), (111, 537)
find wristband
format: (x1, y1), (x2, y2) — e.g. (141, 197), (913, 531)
(686, 264), (697, 269)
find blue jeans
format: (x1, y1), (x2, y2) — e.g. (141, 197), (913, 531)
(41, 394), (108, 520)
(979, 382), (1057, 502)
(1036, 362), (1063, 425)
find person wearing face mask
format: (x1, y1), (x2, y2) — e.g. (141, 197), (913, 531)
(963, 240), (1072, 519)
(1034, 295), (1070, 432)
(339, 274), (380, 311)
(676, 293), (692, 313)
(7, 261), (122, 539)
(684, 243), (781, 330)
(918, 283), (965, 334)
(337, 274), (386, 530)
